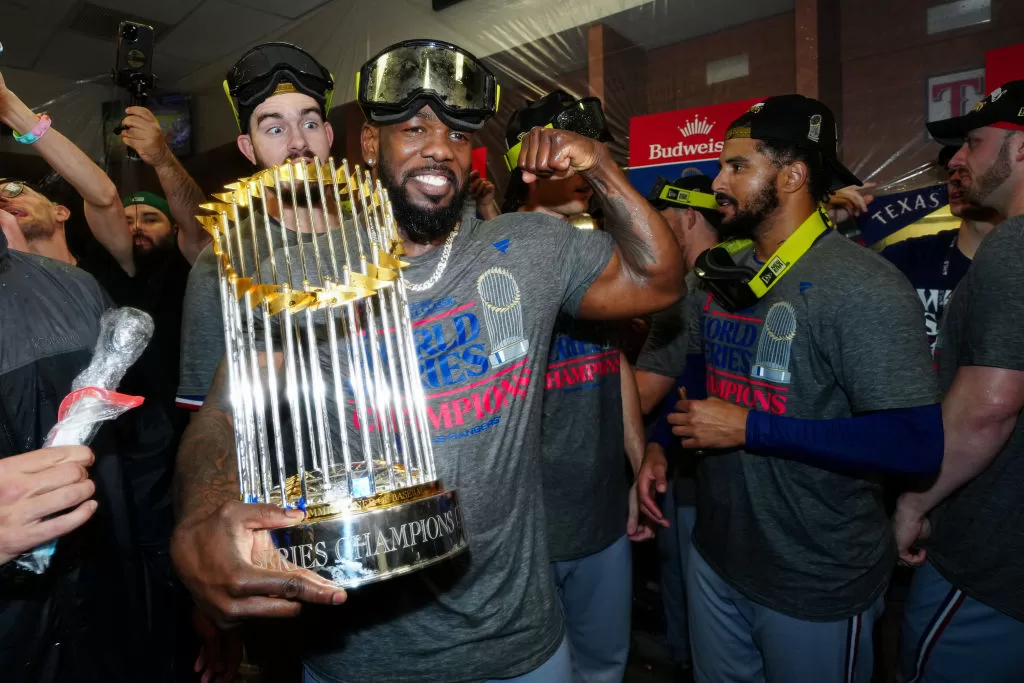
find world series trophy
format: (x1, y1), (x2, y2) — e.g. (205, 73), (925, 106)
(197, 157), (466, 588)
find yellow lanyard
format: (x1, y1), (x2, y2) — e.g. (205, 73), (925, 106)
(719, 208), (831, 297)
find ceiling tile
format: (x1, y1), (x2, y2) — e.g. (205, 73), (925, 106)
(159, 0), (286, 63)
(226, 0), (333, 20)
(32, 31), (119, 82)
(607, 0), (794, 51)
(85, 0), (204, 26)
(0, 26), (55, 70)
(0, 0), (79, 69)
(152, 54), (207, 88)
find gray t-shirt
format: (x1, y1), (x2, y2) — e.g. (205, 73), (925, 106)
(263, 213), (614, 682)
(176, 210), (298, 407)
(681, 230), (939, 620)
(928, 216), (1024, 621)
(540, 316), (628, 562)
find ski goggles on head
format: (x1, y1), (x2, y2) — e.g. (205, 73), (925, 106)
(0, 180), (29, 199)
(504, 97), (611, 171)
(357, 39), (500, 131)
(224, 42), (335, 132)
(646, 177), (719, 211)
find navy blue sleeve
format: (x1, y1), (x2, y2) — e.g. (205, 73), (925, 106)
(745, 404), (942, 477)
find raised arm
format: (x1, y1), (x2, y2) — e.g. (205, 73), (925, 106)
(0, 72), (131, 273)
(121, 106), (210, 264)
(517, 127), (684, 319)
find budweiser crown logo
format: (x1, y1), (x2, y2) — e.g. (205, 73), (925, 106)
(678, 115), (714, 138)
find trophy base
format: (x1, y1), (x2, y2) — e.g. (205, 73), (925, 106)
(254, 487), (467, 589)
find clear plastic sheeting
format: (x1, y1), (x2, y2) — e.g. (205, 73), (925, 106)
(0, 0), (1022, 248)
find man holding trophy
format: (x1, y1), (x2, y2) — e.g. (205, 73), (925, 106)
(171, 38), (683, 682)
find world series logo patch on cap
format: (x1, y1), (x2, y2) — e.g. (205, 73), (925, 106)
(808, 114), (822, 143)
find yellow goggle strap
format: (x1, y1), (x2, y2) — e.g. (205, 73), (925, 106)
(657, 184), (720, 211)
(719, 207), (832, 298)
(747, 208), (831, 296)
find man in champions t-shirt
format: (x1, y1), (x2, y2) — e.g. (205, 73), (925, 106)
(636, 94), (942, 683)
(882, 145), (1001, 350)
(895, 79), (1024, 683)
(170, 39), (684, 683)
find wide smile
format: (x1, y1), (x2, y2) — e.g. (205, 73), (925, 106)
(409, 172), (453, 197)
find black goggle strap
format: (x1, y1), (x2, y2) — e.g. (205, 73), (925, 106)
(223, 72), (336, 131)
(504, 123), (553, 171)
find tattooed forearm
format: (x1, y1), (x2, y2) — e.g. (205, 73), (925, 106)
(173, 360), (239, 522)
(582, 164), (661, 279)
(156, 155), (210, 264)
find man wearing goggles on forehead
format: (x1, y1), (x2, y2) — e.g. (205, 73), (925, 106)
(635, 95), (942, 683)
(171, 38), (684, 683)
(170, 41), (340, 681)
(176, 41), (337, 414)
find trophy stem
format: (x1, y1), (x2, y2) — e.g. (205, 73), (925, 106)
(213, 234), (253, 500)
(254, 180), (290, 502)
(280, 305), (310, 507)
(324, 309), (355, 486)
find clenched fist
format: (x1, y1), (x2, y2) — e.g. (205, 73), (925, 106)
(516, 127), (609, 183)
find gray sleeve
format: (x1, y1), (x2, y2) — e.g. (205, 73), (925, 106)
(637, 291), (703, 377)
(556, 223), (616, 316)
(176, 245), (226, 402)
(958, 241), (1024, 371)
(826, 278), (940, 412)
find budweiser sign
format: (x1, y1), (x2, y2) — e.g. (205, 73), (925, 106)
(629, 97), (764, 168)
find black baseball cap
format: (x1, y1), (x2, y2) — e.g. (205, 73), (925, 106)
(725, 94), (861, 190)
(927, 80), (1024, 146)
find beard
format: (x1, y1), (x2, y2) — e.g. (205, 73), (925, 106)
(715, 179), (780, 240)
(132, 233), (176, 268)
(378, 155), (468, 245)
(965, 135), (1012, 207)
(18, 217), (56, 241)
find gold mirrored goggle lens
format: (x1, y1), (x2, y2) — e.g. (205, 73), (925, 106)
(0, 182), (25, 199)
